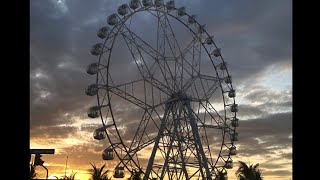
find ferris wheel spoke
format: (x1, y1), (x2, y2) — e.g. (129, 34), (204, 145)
(201, 128), (215, 167)
(120, 21), (162, 59)
(145, 77), (173, 95)
(105, 84), (151, 109)
(109, 27), (174, 95)
(158, 17), (203, 92)
(119, 137), (156, 166)
(158, 19), (183, 90)
(112, 32), (175, 94)
(181, 74), (221, 95)
(199, 101), (225, 128)
(163, 13), (190, 89)
(154, 11), (178, 92)
(128, 109), (155, 151)
(119, 25), (176, 93)
(165, 12), (205, 83)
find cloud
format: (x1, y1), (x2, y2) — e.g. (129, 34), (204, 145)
(31, 125), (78, 139)
(30, 1), (292, 179)
(235, 112), (292, 158)
(242, 86), (292, 104)
(262, 170), (292, 177)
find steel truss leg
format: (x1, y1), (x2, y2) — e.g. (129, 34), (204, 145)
(144, 103), (172, 180)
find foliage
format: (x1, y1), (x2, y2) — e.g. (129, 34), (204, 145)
(235, 161), (263, 180)
(54, 171), (77, 180)
(215, 170), (228, 180)
(131, 169), (143, 180)
(89, 163), (111, 180)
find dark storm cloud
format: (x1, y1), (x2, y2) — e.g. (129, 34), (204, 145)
(197, 0), (292, 82)
(238, 112), (291, 139)
(30, 0), (145, 128)
(235, 112), (292, 157)
(30, 0), (291, 129)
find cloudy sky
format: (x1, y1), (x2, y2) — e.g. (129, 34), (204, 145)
(30, 0), (292, 179)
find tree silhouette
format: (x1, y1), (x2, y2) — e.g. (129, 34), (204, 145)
(235, 161), (263, 180)
(89, 163), (111, 180)
(215, 170), (228, 180)
(54, 171), (77, 180)
(131, 169), (143, 180)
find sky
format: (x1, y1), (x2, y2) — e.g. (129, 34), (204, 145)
(30, 0), (292, 179)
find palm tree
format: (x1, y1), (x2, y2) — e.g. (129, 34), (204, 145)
(215, 170), (228, 180)
(89, 163), (111, 180)
(65, 171), (77, 180)
(54, 172), (77, 180)
(29, 164), (37, 179)
(131, 169), (142, 180)
(235, 161), (263, 180)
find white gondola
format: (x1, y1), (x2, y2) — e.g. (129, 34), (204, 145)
(142, 0), (153, 7)
(107, 13), (119, 26)
(166, 1), (175, 11)
(231, 118), (239, 127)
(217, 62), (227, 70)
(197, 24), (206, 34)
(212, 48), (221, 57)
(93, 127), (106, 140)
(177, 7), (186, 17)
(102, 146), (114, 160)
(229, 146), (237, 155)
(129, 0), (140, 9)
(188, 15), (196, 24)
(205, 36), (214, 44)
(230, 104), (238, 112)
(85, 84), (98, 96)
(87, 106), (100, 118)
(154, 0), (164, 7)
(114, 166), (125, 178)
(225, 160), (233, 169)
(230, 132), (238, 141)
(86, 63), (99, 75)
(224, 75), (232, 84)
(97, 27), (109, 39)
(91, 43), (103, 56)
(228, 89), (236, 98)
(118, 4), (129, 16)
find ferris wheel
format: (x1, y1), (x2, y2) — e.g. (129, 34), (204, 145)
(85, 0), (239, 179)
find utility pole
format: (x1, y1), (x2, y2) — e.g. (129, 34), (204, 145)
(65, 155), (68, 177)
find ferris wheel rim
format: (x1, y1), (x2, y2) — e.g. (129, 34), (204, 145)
(89, 2), (238, 178)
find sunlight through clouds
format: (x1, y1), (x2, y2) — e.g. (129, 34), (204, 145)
(30, 0), (292, 179)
